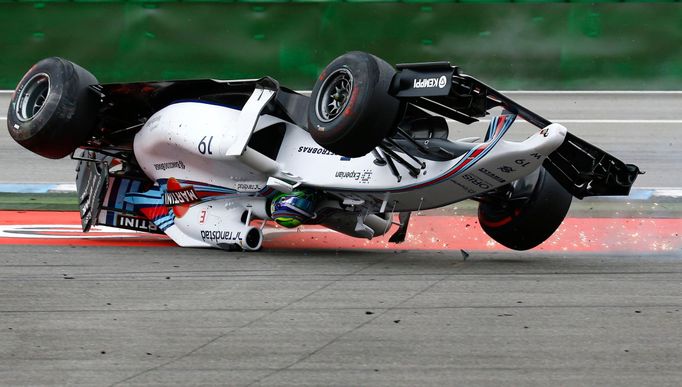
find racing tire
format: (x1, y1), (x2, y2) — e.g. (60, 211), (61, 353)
(478, 167), (572, 251)
(308, 51), (401, 158)
(7, 57), (99, 159)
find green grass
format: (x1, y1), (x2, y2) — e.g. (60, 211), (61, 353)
(0, 193), (79, 211)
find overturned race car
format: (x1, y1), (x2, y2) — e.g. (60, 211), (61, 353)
(7, 52), (640, 251)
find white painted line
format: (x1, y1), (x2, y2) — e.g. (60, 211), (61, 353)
(639, 187), (682, 190)
(0, 183), (77, 193)
(50, 183), (77, 193)
(0, 224), (163, 239)
(647, 189), (682, 198)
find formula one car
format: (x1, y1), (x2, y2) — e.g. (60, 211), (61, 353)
(7, 52), (640, 251)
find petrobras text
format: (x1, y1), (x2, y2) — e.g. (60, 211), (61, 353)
(297, 146), (336, 156)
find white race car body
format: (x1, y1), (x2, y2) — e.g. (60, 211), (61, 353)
(115, 91), (565, 250)
(7, 55), (640, 250)
(22, 58), (629, 251)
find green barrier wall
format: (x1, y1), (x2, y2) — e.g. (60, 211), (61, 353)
(1, 2), (681, 90)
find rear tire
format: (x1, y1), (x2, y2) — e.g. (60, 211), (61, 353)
(308, 51), (401, 158)
(7, 57), (99, 159)
(478, 167), (572, 251)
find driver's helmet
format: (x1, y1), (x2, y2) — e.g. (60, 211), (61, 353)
(270, 189), (317, 228)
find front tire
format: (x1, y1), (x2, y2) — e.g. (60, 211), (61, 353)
(308, 51), (401, 158)
(7, 57), (99, 159)
(478, 167), (573, 250)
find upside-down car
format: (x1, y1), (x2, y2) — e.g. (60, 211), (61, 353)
(6, 52), (640, 251)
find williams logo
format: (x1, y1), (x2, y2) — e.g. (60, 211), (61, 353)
(413, 75), (448, 89)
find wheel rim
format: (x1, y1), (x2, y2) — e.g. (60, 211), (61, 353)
(15, 73), (50, 122)
(315, 68), (353, 123)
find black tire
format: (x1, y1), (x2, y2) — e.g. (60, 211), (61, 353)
(308, 51), (401, 158)
(478, 167), (573, 251)
(7, 57), (99, 159)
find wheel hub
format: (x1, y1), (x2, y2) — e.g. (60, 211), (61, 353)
(15, 73), (50, 122)
(315, 68), (353, 123)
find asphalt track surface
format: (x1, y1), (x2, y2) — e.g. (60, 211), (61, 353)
(1, 91), (681, 386)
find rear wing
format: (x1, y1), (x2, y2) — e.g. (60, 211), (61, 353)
(389, 62), (641, 199)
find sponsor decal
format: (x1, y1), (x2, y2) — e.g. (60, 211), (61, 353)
(200, 230), (242, 242)
(539, 127), (550, 137)
(164, 178), (200, 218)
(164, 187), (199, 206)
(478, 167), (506, 184)
(297, 146), (337, 156)
(498, 165), (516, 174)
(413, 75), (448, 89)
(334, 170), (373, 183)
(116, 214), (159, 233)
(461, 173), (491, 190)
(235, 182), (262, 192)
(153, 161), (185, 171)
(128, 178), (240, 228)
